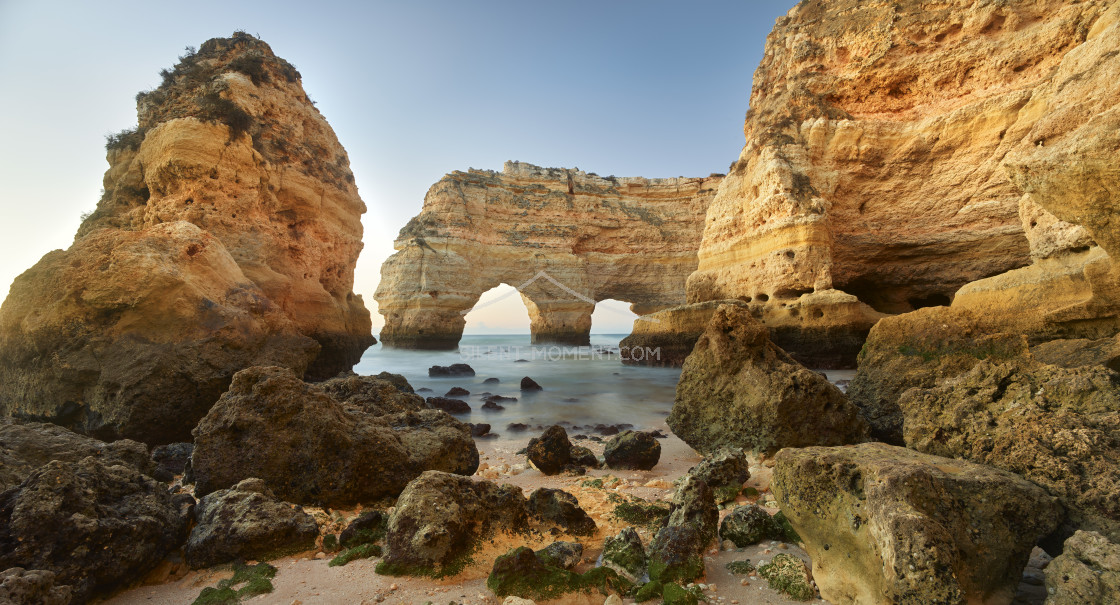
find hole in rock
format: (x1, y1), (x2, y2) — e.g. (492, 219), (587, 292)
(463, 284), (531, 337)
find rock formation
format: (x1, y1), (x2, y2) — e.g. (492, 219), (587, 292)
(773, 443), (1062, 605)
(0, 33), (374, 443)
(0, 421), (152, 492)
(669, 304), (868, 455)
(190, 366), (478, 507)
(630, 0), (1119, 368)
(1044, 531), (1120, 605)
(375, 161), (718, 348)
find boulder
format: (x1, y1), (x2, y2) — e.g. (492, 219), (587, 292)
(191, 366), (478, 507)
(0, 35), (376, 443)
(526, 425), (572, 475)
(378, 471), (529, 576)
(527, 488), (596, 537)
(899, 359), (1120, 543)
(339, 510), (387, 548)
(686, 447), (749, 503)
(149, 442), (193, 482)
(486, 546), (630, 602)
(0, 568), (72, 605)
(669, 305), (868, 455)
(719, 505), (784, 547)
(772, 443), (1063, 605)
(1044, 530), (1120, 605)
(445, 387), (470, 397)
(185, 478), (319, 568)
(314, 372), (425, 416)
(536, 541), (583, 570)
(603, 430), (661, 471)
(0, 458), (191, 603)
(0, 422), (153, 492)
(521, 377), (543, 391)
(429, 364), (475, 377)
(647, 525), (706, 585)
(426, 397), (471, 414)
(602, 528), (647, 583)
(667, 476), (719, 545)
(569, 445), (599, 469)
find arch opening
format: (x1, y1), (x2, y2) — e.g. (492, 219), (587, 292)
(590, 299), (640, 336)
(462, 284), (532, 337)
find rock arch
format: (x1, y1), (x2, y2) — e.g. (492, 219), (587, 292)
(375, 162), (719, 348)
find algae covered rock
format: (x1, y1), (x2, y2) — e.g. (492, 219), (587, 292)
(772, 442), (1063, 605)
(719, 505), (784, 547)
(603, 430), (661, 470)
(379, 471), (529, 577)
(900, 359), (1120, 543)
(601, 528), (647, 583)
(185, 478), (319, 568)
(486, 546), (630, 601)
(1044, 530), (1120, 604)
(669, 305), (868, 455)
(527, 488), (596, 536)
(0, 568), (72, 605)
(647, 525), (706, 585)
(667, 475), (719, 545)
(526, 425), (572, 475)
(536, 541), (583, 570)
(191, 366), (479, 507)
(758, 553), (814, 601)
(0, 458), (191, 603)
(569, 445), (600, 469)
(339, 510), (386, 548)
(686, 448), (749, 504)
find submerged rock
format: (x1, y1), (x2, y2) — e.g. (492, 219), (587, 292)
(429, 364), (475, 377)
(521, 377), (543, 391)
(669, 305), (868, 455)
(0, 458), (191, 603)
(191, 366), (478, 507)
(379, 471), (529, 576)
(527, 488), (596, 537)
(772, 442), (1063, 605)
(445, 387), (470, 397)
(603, 430), (661, 471)
(426, 396), (471, 414)
(0, 568), (72, 605)
(185, 478), (318, 568)
(1044, 530), (1120, 604)
(526, 425), (572, 475)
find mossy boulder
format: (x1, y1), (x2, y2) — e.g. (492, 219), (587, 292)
(661, 582), (699, 605)
(527, 488), (596, 536)
(667, 476), (719, 545)
(686, 448), (750, 504)
(604, 430), (661, 470)
(647, 525), (705, 585)
(339, 510), (386, 548)
(486, 546), (631, 601)
(570, 445), (600, 469)
(719, 505), (784, 547)
(758, 553), (814, 601)
(612, 498), (672, 529)
(191, 562), (277, 605)
(380, 471), (529, 577)
(536, 541), (583, 570)
(526, 425), (572, 475)
(185, 477), (319, 568)
(602, 528), (646, 583)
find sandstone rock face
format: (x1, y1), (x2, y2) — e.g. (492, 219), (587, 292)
(0, 33), (374, 443)
(185, 477), (319, 569)
(669, 304), (867, 455)
(773, 443), (1062, 605)
(899, 360), (1120, 544)
(375, 161), (718, 348)
(191, 366), (479, 507)
(0, 422), (152, 492)
(0, 458), (192, 603)
(1044, 531), (1120, 605)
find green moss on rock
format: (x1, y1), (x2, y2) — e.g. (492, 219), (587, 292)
(662, 582), (699, 605)
(192, 562), (277, 605)
(759, 554), (814, 601)
(726, 560), (755, 575)
(329, 543), (382, 567)
(486, 547), (632, 601)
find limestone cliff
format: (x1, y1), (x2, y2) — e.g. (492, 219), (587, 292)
(0, 33), (374, 443)
(375, 161), (717, 348)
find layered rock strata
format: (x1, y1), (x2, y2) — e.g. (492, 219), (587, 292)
(375, 161), (718, 348)
(0, 33), (374, 443)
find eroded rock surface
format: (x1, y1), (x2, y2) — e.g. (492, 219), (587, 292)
(669, 304), (867, 454)
(191, 366), (478, 507)
(773, 443), (1062, 605)
(376, 161), (718, 348)
(0, 33), (374, 443)
(1044, 530), (1120, 605)
(0, 422), (152, 492)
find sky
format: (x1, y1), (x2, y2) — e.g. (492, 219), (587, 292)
(0, 0), (797, 336)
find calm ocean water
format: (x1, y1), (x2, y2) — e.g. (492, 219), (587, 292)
(354, 334), (856, 443)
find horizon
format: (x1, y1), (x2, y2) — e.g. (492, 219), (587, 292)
(0, 0), (798, 337)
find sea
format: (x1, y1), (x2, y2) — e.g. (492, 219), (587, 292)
(353, 334), (855, 444)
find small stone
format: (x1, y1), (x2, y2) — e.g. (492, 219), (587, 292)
(740, 579), (749, 586)
(313, 552), (326, 559)
(389, 583), (398, 591)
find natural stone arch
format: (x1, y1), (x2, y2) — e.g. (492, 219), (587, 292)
(375, 162), (719, 349)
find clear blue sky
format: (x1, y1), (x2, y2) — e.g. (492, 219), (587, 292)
(0, 0), (797, 335)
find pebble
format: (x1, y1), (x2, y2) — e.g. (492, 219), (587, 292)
(313, 552), (326, 560)
(740, 580), (750, 586)
(708, 548), (719, 556)
(722, 540), (736, 551)
(389, 583), (398, 591)
(763, 548), (772, 554)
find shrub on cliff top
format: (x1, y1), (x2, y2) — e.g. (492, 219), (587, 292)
(105, 127), (146, 151)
